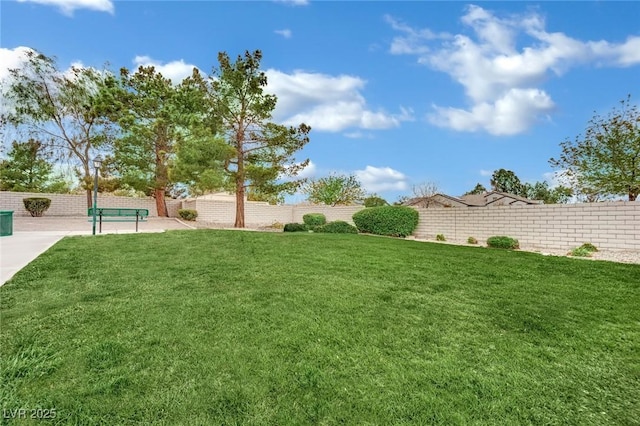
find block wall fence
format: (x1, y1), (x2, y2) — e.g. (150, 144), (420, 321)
(413, 202), (639, 251)
(2, 191), (638, 251)
(0, 191), (182, 218)
(188, 198), (364, 226)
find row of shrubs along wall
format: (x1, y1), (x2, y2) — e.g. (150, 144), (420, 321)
(413, 202), (640, 251)
(0, 191), (182, 217)
(187, 198), (365, 226)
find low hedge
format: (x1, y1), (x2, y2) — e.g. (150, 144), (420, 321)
(352, 206), (419, 237)
(302, 213), (327, 227)
(178, 209), (198, 221)
(23, 197), (51, 217)
(284, 223), (308, 232)
(316, 221), (358, 234)
(486, 236), (520, 250)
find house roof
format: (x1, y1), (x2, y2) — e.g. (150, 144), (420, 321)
(458, 193), (486, 206)
(404, 193), (469, 206)
(483, 191), (543, 205)
(404, 191), (542, 207)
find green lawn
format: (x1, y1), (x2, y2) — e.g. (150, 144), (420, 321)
(1, 230), (639, 425)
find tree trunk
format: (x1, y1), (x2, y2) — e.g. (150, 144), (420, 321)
(155, 188), (168, 217)
(155, 128), (169, 217)
(234, 153), (245, 228)
(235, 180), (245, 228)
(84, 164), (92, 209)
(630, 192), (637, 202)
(234, 125), (245, 228)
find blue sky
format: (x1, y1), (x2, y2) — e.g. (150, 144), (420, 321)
(1, 0), (639, 202)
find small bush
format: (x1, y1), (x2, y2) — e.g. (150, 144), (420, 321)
(23, 197), (51, 217)
(352, 206), (419, 237)
(302, 213), (327, 227)
(467, 237), (478, 244)
(487, 236), (520, 250)
(436, 234), (446, 241)
(363, 196), (388, 207)
(579, 242), (598, 253)
(178, 209), (198, 221)
(316, 221), (358, 234)
(270, 221), (285, 230)
(284, 223), (308, 232)
(570, 247), (593, 257)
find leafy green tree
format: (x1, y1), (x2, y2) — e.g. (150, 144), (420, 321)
(246, 187), (286, 205)
(194, 50), (310, 227)
(0, 49), (116, 207)
(364, 195), (389, 207)
(170, 130), (230, 197)
(464, 183), (487, 195)
(490, 169), (523, 195)
(521, 181), (572, 204)
(109, 65), (203, 216)
(0, 139), (54, 191)
(550, 95), (640, 201)
(487, 169), (571, 203)
(304, 174), (366, 206)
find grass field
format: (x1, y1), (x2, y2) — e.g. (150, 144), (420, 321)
(1, 230), (638, 425)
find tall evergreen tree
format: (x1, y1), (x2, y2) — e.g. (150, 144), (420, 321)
(109, 65), (197, 216)
(192, 50), (311, 227)
(0, 139), (53, 191)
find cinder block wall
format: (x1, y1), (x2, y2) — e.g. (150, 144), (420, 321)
(0, 191), (181, 217)
(191, 199), (365, 226)
(193, 200), (294, 225)
(413, 202), (640, 251)
(3, 190), (638, 251)
(292, 205), (365, 224)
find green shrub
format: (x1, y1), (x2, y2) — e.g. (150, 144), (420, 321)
(178, 209), (198, 221)
(23, 197), (51, 217)
(284, 223), (308, 232)
(486, 236), (520, 250)
(316, 221), (358, 234)
(302, 213), (327, 227)
(352, 206), (419, 237)
(436, 234), (446, 241)
(578, 242), (598, 253)
(467, 237), (478, 244)
(363, 196), (388, 207)
(570, 247), (593, 257)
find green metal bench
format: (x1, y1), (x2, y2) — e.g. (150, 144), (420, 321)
(87, 208), (149, 233)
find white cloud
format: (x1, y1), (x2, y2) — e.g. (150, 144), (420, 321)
(343, 131), (374, 139)
(0, 46), (33, 81)
(1, 47), (37, 116)
(388, 5), (640, 135)
(479, 169), (492, 177)
(428, 88), (554, 135)
(17, 0), (114, 15)
(265, 69), (414, 132)
(275, 29), (293, 39)
(355, 165), (409, 193)
(133, 56), (198, 85)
